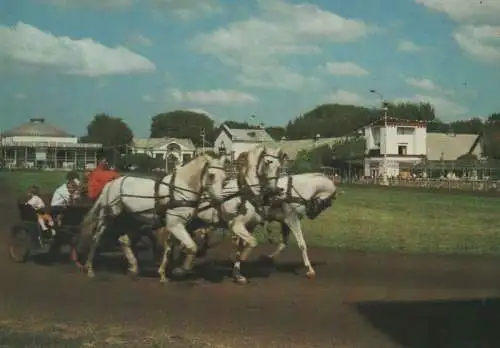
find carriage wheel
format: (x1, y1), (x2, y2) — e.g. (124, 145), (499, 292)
(8, 227), (31, 263)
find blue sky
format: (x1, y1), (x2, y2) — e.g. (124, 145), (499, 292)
(1, 0), (499, 137)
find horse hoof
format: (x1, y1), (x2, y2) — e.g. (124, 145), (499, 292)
(306, 270), (316, 279)
(128, 271), (139, 280)
(159, 277), (169, 283)
(234, 275), (248, 285)
(87, 270), (95, 278)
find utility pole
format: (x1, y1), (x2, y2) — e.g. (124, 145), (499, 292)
(201, 128), (205, 154)
(370, 89), (389, 185)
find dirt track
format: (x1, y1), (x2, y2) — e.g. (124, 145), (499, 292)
(2, 181), (500, 347)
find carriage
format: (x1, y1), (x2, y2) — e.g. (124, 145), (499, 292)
(8, 198), (156, 264)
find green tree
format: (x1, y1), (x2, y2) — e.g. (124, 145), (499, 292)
(150, 110), (215, 146)
(265, 126), (286, 141)
(285, 104), (378, 140)
(222, 121), (257, 129)
(81, 113), (134, 163)
(482, 113), (500, 159)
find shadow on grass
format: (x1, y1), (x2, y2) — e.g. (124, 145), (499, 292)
(356, 298), (500, 348)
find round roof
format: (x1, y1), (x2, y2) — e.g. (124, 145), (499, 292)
(2, 118), (73, 138)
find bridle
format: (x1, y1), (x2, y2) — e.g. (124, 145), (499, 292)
(278, 175), (337, 219)
(235, 149), (285, 216)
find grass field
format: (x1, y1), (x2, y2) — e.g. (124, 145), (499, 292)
(2, 170), (500, 256)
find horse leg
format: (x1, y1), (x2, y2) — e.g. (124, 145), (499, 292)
(155, 227), (172, 283)
(168, 223), (198, 277)
(230, 220), (257, 285)
(84, 220), (106, 278)
(284, 214), (315, 279)
(117, 234), (139, 277)
(267, 222), (291, 260)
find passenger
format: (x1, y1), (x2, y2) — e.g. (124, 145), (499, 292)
(25, 185), (55, 237)
(87, 158), (120, 201)
(65, 170), (81, 200)
(51, 178), (79, 207)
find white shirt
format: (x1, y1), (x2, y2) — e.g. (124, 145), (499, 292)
(51, 183), (73, 207)
(26, 195), (46, 210)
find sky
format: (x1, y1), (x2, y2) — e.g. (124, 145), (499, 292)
(0, 0), (499, 138)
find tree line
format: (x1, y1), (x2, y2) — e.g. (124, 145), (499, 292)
(79, 102), (500, 168)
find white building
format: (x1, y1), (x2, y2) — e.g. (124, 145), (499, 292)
(132, 137), (196, 172)
(214, 124), (275, 160)
(1, 118), (102, 169)
(363, 117), (483, 177)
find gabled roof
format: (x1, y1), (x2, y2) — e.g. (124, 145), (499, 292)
(221, 124), (275, 142)
(133, 137), (195, 151)
(426, 133), (482, 161)
(2, 118), (74, 138)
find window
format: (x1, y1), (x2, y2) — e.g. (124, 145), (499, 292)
(398, 144), (408, 155)
(397, 127), (414, 135)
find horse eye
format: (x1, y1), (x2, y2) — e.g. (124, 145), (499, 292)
(208, 173), (215, 181)
(265, 160), (272, 165)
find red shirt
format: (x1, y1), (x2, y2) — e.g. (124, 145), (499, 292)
(87, 166), (120, 200)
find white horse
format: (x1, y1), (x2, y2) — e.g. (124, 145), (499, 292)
(207, 172), (337, 283)
(77, 153), (228, 280)
(157, 146), (286, 284)
(262, 173), (337, 278)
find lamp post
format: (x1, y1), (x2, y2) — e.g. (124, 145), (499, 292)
(369, 89), (389, 185)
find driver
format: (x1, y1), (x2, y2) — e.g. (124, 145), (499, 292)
(87, 158), (120, 201)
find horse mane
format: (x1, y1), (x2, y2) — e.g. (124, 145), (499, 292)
(176, 153), (213, 192)
(237, 146), (265, 183)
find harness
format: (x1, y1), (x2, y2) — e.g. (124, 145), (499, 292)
(235, 150), (284, 217)
(114, 161), (226, 226)
(274, 176), (337, 220)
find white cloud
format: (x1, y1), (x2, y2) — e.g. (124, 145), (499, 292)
(169, 88), (258, 104)
(453, 25), (500, 62)
(41, 0), (222, 19)
(322, 61), (369, 76)
(397, 94), (467, 121)
(142, 94), (154, 102)
(398, 40), (423, 52)
(40, 0), (134, 10)
(415, 0), (500, 63)
(152, 0), (222, 20)
(191, 0), (374, 89)
(236, 65), (321, 90)
(127, 33), (152, 46)
(0, 22), (155, 76)
(14, 93), (26, 99)
(328, 89), (374, 106)
(403, 76), (454, 95)
(415, 0), (500, 24)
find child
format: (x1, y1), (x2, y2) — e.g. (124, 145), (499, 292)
(26, 185), (55, 237)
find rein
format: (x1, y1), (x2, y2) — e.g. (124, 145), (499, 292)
(278, 175), (337, 220)
(236, 150), (283, 216)
(116, 160), (226, 225)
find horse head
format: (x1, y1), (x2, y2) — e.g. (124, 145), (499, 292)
(200, 153), (228, 204)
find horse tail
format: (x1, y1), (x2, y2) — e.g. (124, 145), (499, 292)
(77, 185), (108, 254)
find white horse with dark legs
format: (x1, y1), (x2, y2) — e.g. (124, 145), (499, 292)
(77, 153), (228, 281)
(158, 146), (286, 284)
(261, 173), (337, 278)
